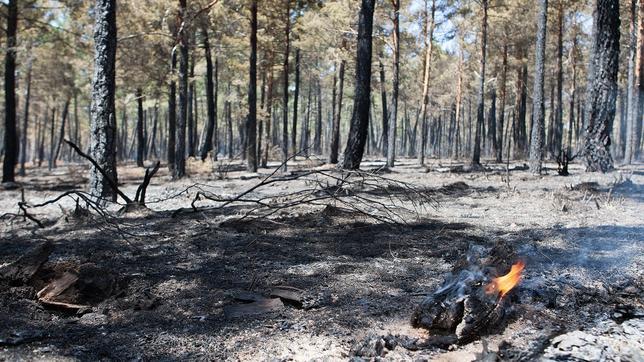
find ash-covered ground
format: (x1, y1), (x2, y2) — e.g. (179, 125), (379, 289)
(1, 158), (642, 361)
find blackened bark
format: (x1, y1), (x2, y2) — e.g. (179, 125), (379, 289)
(514, 54), (528, 159)
(89, 0), (118, 201)
(136, 88), (145, 167)
(529, 0), (548, 174)
(291, 48), (300, 156)
(329, 60), (345, 164)
(583, 0), (620, 172)
(2, 0), (18, 183)
(52, 98), (71, 169)
(625, 0), (642, 163)
(387, 0), (400, 167)
(200, 25), (218, 161)
(419, 0), (436, 166)
(342, 0), (376, 170)
(188, 54), (196, 157)
(19, 51), (32, 176)
(379, 56), (388, 157)
(262, 70), (274, 167)
(496, 43), (508, 163)
(471, 0), (488, 166)
(282, 0), (291, 171)
(168, 52), (177, 171)
(488, 89), (497, 157)
(150, 102), (158, 158)
(174, 0), (189, 179)
(314, 77), (323, 154)
(247, 0), (258, 172)
(554, 1), (564, 155)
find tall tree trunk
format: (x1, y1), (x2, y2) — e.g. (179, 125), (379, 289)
(342, 0), (376, 170)
(625, 0), (642, 163)
(418, 0), (436, 166)
(173, 0), (189, 179)
(262, 69), (274, 167)
(496, 43), (508, 163)
(149, 102), (158, 158)
(529, 0), (547, 175)
(19, 50), (32, 176)
(52, 98), (71, 168)
(200, 24), (218, 161)
(281, 0), (291, 172)
(583, 0), (620, 172)
(471, 0), (488, 166)
(314, 77), (323, 154)
(89, 0), (118, 201)
(247, 0), (258, 172)
(329, 60), (345, 164)
(554, 0), (565, 156)
(514, 52), (528, 159)
(379, 56), (388, 157)
(488, 89), (497, 157)
(136, 88), (145, 167)
(291, 48), (300, 156)
(226, 100), (233, 159)
(301, 79), (312, 156)
(2, 0), (18, 183)
(387, 0), (400, 167)
(168, 52), (177, 171)
(568, 33), (578, 155)
(188, 54), (196, 157)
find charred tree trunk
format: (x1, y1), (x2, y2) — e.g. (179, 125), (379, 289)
(291, 48), (300, 156)
(173, 0), (189, 179)
(281, 1), (291, 172)
(329, 60), (345, 164)
(52, 98), (71, 169)
(342, 0), (376, 170)
(471, 0), (488, 166)
(625, 0), (643, 163)
(200, 23), (218, 161)
(387, 0), (400, 167)
(554, 1), (565, 156)
(188, 54), (196, 158)
(379, 56), (389, 157)
(89, 0), (118, 201)
(168, 52), (177, 171)
(583, 0), (620, 172)
(247, 0), (258, 172)
(262, 69), (274, 167)
(2, 0), (18, 183)
(314, 77), (323, 154)
(568, 32), (578, 155)
(496, 43), (508, 163)
(529, 0), (548, 174)
(136, 88), (145, 167)
(419, 0), (436, 166)
(19, 50), (32, 176)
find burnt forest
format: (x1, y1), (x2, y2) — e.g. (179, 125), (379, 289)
(0, 0), (643, 360)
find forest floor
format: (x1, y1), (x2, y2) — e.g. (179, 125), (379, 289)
(0, 156), (642, 361)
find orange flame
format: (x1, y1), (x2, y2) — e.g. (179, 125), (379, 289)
(485, 261), (525, 298)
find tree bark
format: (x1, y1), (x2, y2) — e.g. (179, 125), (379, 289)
(418, 0), (436, 166)
(554, 0), (565, 156)
(582, 0), (620, 172)
(136, 88), (145, 167)
(19, 49), (32, 176)
(291, 48), (300, 156)
(625, 0), (642, 163)
(329, 60), (345, 164)
(496, 43), (508, 163)
(386, 0), (400, 167)
(379, 56), (388, 157)
(89, 0), (118, 201)
(173, 0), (189, 179)
(282, 0), (291, 172)
(529, 0), (548, 174)
(2, 0), (18, 183)
(52, 98), (71, 169)
(342, 0), (376, 170)
(168, 52), (177, 171)
(200, 24), (218, 161)
(247, 0), (258, 172)
(314, 77), (323, 154)
(471, 0), (488, 166)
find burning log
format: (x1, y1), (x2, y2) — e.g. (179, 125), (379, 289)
(412, 242), (524, 344)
